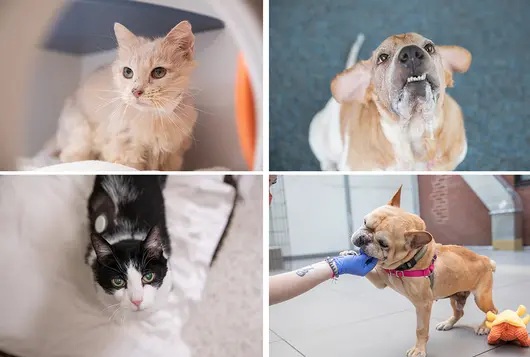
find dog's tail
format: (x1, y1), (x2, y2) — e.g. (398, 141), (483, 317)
(345, 33), (365, 69)
(489, 259), (497, 273)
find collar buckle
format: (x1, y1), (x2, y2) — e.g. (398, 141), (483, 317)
(391, 270), (405, 278)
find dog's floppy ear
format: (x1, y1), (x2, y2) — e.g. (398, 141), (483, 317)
(437, 46), (471, 88)
(387, 185), (403, 207)
(438, 46), (471, 73)
(404, 230), (433, 249)
(331, 60), (371, 103)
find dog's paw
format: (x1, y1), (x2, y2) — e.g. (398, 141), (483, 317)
(436, 320), (455, 331)
(475, 324), (490, 335)
(406, 346), (427, 357)
(339, 250), (358, 256)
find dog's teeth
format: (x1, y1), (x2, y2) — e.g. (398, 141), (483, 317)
(407, 74), (426, 83)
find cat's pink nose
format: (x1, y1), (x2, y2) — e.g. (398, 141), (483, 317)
(132, 89), (143, 98)
(131, 299), (143, 307)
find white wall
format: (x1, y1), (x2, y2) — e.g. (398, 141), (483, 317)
(282, 176), (351, 257)
(24, 50), (82, 155)
(347, 175), (417, 233)
(274, 175), (417, 257)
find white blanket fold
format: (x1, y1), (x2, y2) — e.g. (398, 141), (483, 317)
(0, 174), (236, 357)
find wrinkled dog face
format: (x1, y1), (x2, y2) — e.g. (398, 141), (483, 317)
(350, 186), (433, 268)
(332, 33), (471, 123)
(371, 33), (443, 120)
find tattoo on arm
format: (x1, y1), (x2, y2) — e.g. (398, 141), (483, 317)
(295, 266), (314, 277)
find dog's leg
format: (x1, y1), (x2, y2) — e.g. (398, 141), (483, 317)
(407, 302), (432, 357)
(436, 291), (470, 331)
(472, 274), (497, 335)
(364, 270), (387, 289)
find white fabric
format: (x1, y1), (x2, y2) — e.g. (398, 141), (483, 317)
(35, 161), (137, 172)
(0, 175), (235, 357)
(17, 156), (137, 171)
(17, 157), (230, 172)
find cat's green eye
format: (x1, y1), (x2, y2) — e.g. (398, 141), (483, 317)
(111, 278), (125, 288)
(142, 272), (155, 283)
(123, 67), (134, 79)
(151, 67), (167, 79)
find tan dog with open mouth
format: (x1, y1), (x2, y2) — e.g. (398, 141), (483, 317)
(309, 33), (471, 171)
(342, 186), (497, 357)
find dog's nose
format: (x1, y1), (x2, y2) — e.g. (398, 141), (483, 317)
(354, 233), (370, 247)
(398, 45), (425, 70)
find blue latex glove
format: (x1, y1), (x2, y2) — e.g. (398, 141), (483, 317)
(332, 252), (378, 276)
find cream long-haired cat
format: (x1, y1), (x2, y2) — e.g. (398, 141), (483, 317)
(54, 21), (197, 170)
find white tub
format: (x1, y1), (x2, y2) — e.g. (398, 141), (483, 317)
(0, 0), (262, 171)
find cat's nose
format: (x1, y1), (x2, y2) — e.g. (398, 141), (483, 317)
(132, 89), (144, 98)
(131, 298), (143, 307)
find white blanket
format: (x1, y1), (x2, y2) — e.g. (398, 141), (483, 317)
(0, 174), (236, 357)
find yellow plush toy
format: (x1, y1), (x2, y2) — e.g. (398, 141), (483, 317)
(486, 305), (530, 347)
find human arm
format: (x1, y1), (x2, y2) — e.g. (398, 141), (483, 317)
(269, 253), (377, 305)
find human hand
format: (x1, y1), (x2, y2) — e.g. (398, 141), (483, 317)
(332, 251), (377, 276)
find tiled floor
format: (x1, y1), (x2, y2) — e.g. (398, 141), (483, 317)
(270, 248), (530, 357)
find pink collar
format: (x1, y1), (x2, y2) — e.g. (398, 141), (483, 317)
(384, 254), (437, 278)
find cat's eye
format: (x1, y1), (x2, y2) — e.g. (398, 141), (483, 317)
(111, 278), (125, 288)
(123, 67), (134, 79)
(377, 53), (389, 64)
(142, 272), (155, 283)
(151, 67), (167, 79)
(424, 43), (435, 54)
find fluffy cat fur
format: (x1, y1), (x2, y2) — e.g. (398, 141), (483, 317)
(86, 175), (172, 315)
(54, 21), (198, 170)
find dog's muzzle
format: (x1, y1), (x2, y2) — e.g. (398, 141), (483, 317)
(398, 45), (427, 74)
(395, 45), (439, 98)
(352, 229), (373, 248)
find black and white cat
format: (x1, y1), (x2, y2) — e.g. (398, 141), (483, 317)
(86, 175), (172, 314)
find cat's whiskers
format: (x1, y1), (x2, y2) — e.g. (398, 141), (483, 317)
(95, 97), (122, 113)
(119, 103), (131, 129)
(155, 99), (196, 141)
(156, 98), (196, 131)
(108, 305), (122, 323)
(99, 261), (124, 276)
(151, 101), (170, 143)
(95, 89), (123, 93)
(177, 100), (212, 115)
(101, 302), (121, 314)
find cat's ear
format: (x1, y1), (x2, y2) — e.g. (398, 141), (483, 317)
(164, 21), (195, 60)
(114, 23), (138, 48)
(90, 234), (113, 260)
(143, 225), (165, 257)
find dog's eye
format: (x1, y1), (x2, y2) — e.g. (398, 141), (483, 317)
(377, 53), (389, 64)
(424, 43), (435, 54)
(378, 239), (389, 248)
(363, 219), (366, 226)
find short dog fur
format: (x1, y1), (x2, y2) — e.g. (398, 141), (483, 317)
(343, 186), (497, 357)
(310, 33), (471, 171)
